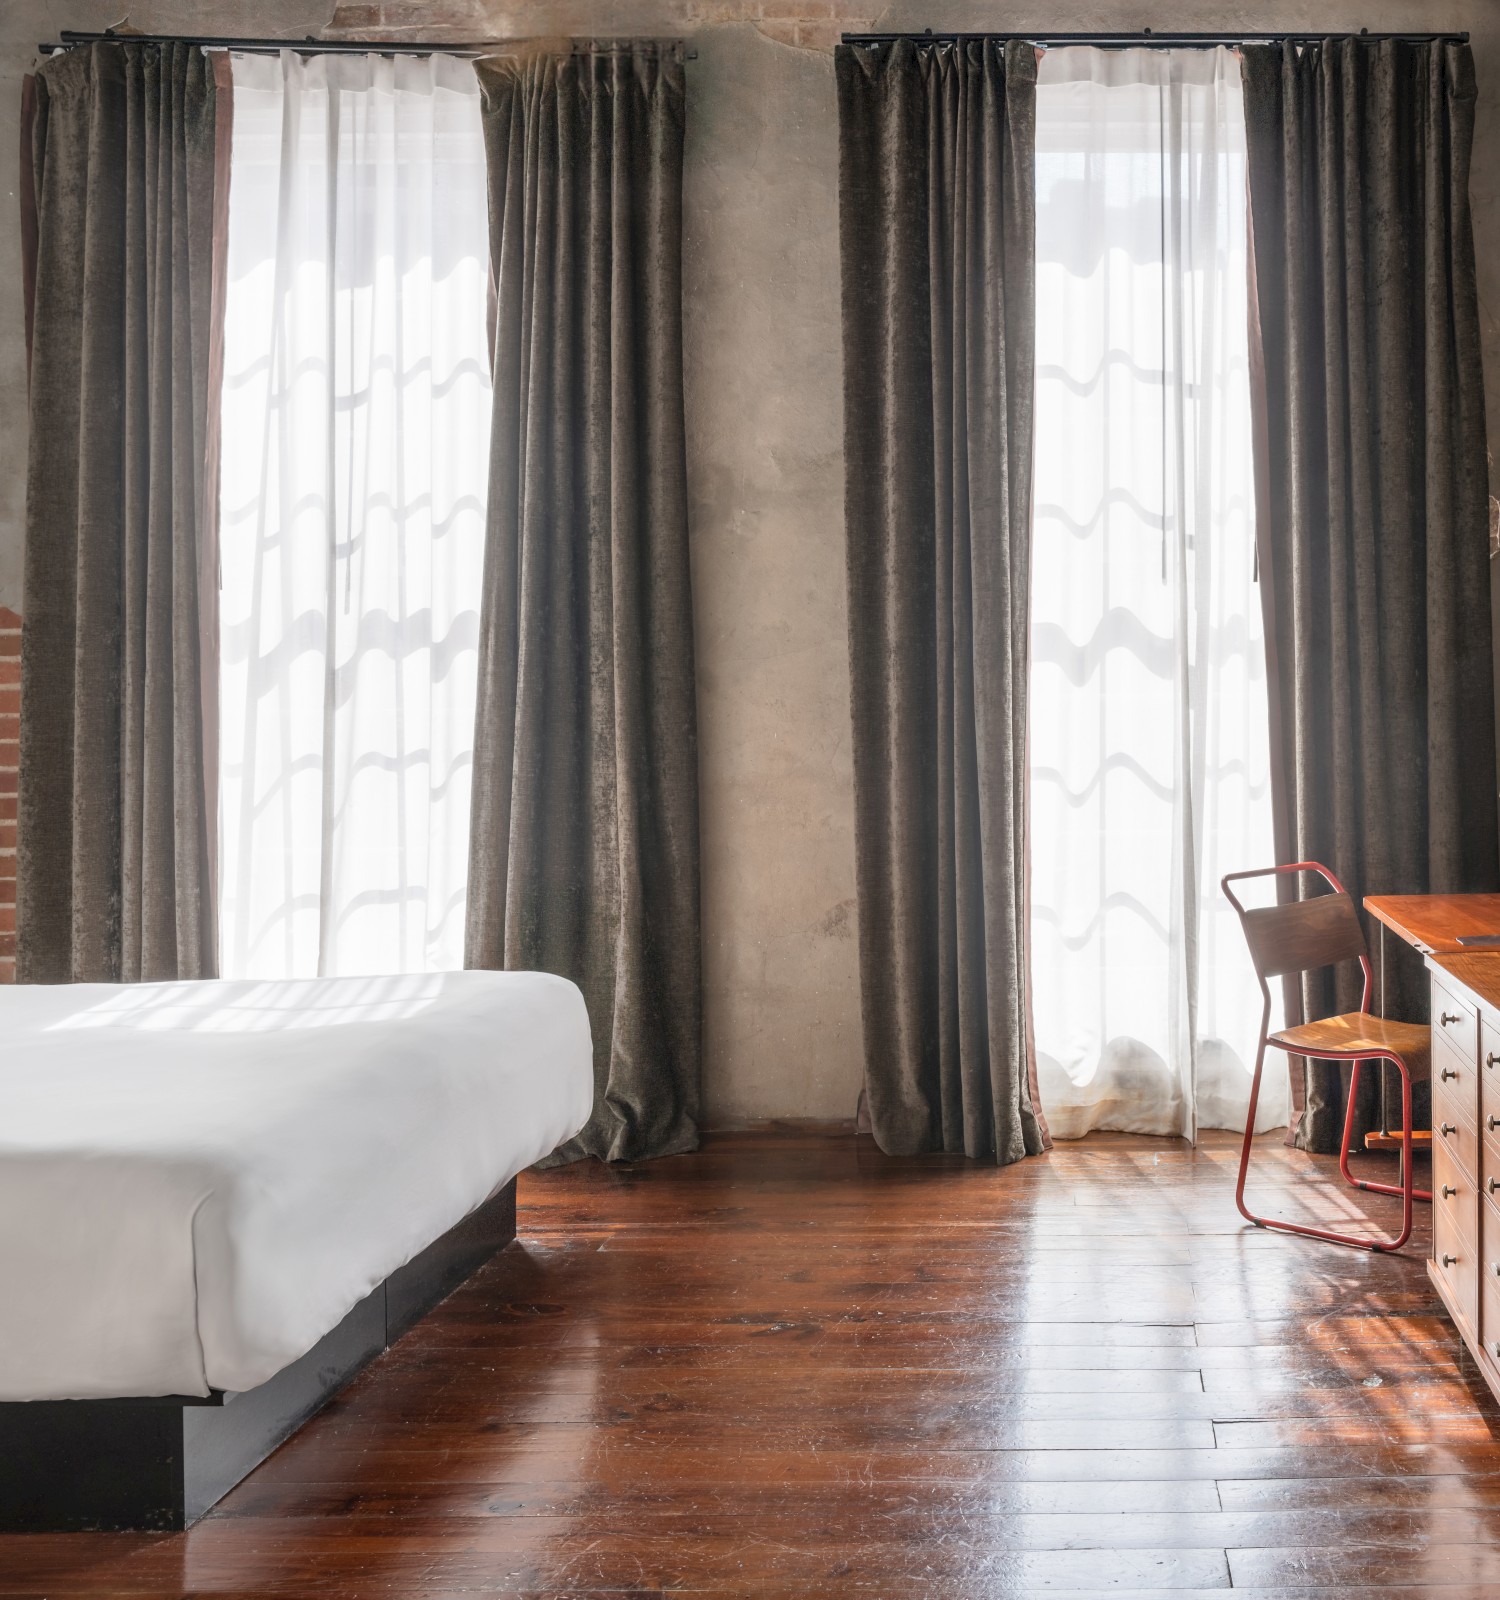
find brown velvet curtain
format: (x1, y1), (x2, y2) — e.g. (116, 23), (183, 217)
(467, 46), (700, 1163)
(835, 39), (1049, 1163)
(19, 41), (222, 984)
(1242, 38), (1497, 1152)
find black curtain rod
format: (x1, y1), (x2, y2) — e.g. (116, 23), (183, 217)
(39, 30), (695, 59)
(843, 28), (1467, 47)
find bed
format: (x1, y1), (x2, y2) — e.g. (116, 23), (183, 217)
(0, 970), (592, 1530)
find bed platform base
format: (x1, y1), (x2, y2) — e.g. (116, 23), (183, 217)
(0, 1178), (517, 1533)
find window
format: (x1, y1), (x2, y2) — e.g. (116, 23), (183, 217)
(1028, 47), (1285, 1138)
(218, 52), (491, 978)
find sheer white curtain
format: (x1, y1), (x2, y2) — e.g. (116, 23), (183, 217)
(219, 51), (490, 978)
(1029, 46), (1285, 1140)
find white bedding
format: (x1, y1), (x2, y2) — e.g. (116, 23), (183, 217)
(0, 971), (592, 1401)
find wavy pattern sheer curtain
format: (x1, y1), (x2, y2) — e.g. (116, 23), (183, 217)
(1028, 47), (1285, 1140)
(218, 52), (490, 978)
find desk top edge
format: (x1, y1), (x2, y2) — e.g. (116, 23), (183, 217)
(1364, 893), (1500, 954)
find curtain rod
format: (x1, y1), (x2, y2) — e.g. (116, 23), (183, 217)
(39, 30), (696, 60)
(842, 29), (1468, 47)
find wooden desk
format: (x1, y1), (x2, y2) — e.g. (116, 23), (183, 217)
(1364, 893), (1500, 953)
(1361, 896), (1500, 1138)
(1305, 900), (1500, 1407)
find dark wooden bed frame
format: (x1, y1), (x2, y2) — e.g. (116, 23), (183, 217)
(0, 1178), (517, 1532)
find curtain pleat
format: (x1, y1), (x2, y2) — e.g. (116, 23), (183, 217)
(468, 47), (701, 1163)
(19, 74), (39, 379)
(1242, 38), (1498, 1152)
(19, 42), (220, 983)
(835, 38), (1048, 1163)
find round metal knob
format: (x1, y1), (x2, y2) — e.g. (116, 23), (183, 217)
(1441, 1123), (1458, 1137)
(1443, 1067), (1461, 1081)
(1489, 1053), (1500, 1069)
(1443, 1253), (1460, 1267)
(1489, 1117), (1500, 1132)
(1442, 1013), (1463, 1026)
(1489, 1178), (1499, 1195)
(1442, 1185), (1458, 1198)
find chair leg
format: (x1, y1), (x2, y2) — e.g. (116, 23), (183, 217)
(1338, 1054), (1431, 1205)
(1233, 1041), (1269, 1227)
(1336, 1055), (1364, 1185)
(1237, 1047), (1417, 1253)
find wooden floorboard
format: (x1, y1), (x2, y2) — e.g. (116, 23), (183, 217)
(4, 1128), (1500, 1595)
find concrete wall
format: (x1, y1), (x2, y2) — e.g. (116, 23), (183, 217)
(1, 1), (1495, 1126)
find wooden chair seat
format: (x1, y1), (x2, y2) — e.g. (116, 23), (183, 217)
(1269, 1012), (1431, 1077)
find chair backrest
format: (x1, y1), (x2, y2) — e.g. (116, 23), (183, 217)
(1222, 862), (1372, 990)
(1239, 892), (1367, 980)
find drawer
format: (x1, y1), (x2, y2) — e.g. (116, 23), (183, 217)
(1434, 1138), (1479, 1248)
(1482, 1015), (1500, 1137)
(1433, 972), (1479, 1066)
(1434, 1031), (1480, 1130)
(1484, 1116), (1500, 1184)
(1434, 1101), (1479, 1186)
(1434, 1140), (1480, 1333)
(1479, 1192), (1500, 1359)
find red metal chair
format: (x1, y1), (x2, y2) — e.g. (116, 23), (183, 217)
(1222, 861), (1431, 1253)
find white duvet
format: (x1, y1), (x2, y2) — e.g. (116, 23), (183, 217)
(0, 971), (592, 1401)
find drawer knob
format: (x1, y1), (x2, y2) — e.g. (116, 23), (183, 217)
(1490, 1178), (1500, 1196)
(1442, 1184), (1458, 1198)
(1442, 1013), (1464, 1026)
(1489, 1054), (1500, 1069)
(1443, 1067), (1461, 1082)
(1441, 1123), (1458, 1137)
(1443, 1253), (1461, 1267)
(1490, 1117), (1500, 1133)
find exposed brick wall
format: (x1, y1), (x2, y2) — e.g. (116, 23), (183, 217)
(0, 608), (17, 983)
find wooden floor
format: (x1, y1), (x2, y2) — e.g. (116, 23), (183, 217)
(6, 1128), (1500, 1596)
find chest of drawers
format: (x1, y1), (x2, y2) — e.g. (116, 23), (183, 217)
(1427, 959), (1500, 1380)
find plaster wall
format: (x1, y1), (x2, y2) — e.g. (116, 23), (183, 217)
(0, 1), (1495, 1126)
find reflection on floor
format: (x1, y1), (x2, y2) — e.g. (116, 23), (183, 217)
(9, 1128), (1500, 1597)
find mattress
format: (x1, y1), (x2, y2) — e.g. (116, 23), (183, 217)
(0, 971), (592, 1401)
